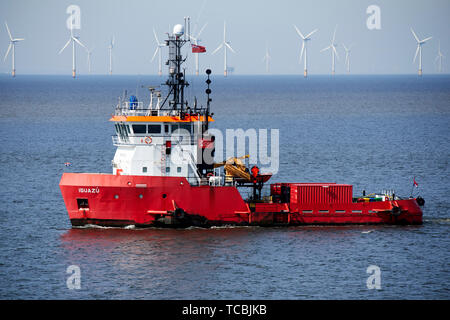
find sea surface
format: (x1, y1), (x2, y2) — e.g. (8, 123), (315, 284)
(0, 74), (449, 299)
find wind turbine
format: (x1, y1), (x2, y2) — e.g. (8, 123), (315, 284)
(320, 25), (339, 75)
(59, 26), (87, 78)
(343, 43), (354, 74)
(4, 21), (24, 77)
(212, 21), (236, 77)
(262, 42), (271, 73)
(108, 36), (115, 75)
(411, 28), (432, 76)
(293, 25), (317, 77)
(434, 40), (444, 73)
(151, 28), (165, 76)
(189, 22), (207, 75)
(86, 47), (93, 74)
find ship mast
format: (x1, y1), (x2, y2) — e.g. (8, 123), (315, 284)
(160, 18), (190, 115)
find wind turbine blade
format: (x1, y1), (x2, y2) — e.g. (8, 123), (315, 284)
(421, 36), (432, 43)
(293, 25), (305, 39)
(223, 21), (226, 41)
(211, 43), (223, 55)
(224, 42), (235, 53)
(4, 43), (12, 61)
(153, 28), (160, 45)
(410, 28), (420, 43)
(197, 22), (208, 38)
(320, 46), (331, 52)
(58, 38), (72, 54)
(305, 28), (318, 39)
(413, 45), (420, 63)
(332, 25), (338, 43)
(73, 37), (86, 48)
(333, 46), (339, 60)
(13, 38), (25, 41)
(5, 21), (12, 41)
(151, 47), (159, 62)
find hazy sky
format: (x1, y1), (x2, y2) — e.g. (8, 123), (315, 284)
(1, 0), (449, 75)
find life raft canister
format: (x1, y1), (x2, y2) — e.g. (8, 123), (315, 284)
(416, 196), (425, 206)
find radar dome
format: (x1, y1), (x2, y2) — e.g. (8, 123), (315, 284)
(173, 24), (184, 37)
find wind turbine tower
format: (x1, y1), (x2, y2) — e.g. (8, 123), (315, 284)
(320, 25), (339, 75)
(108, 36), (115, 75)
(4, 21), (24, 77)
(86, 47), (93, 74)
(435, 40), (444, 73)
(262, 42), (271, 73)
(294, 25), (317, 77)
(343, 43), (354, 74)
(212, 21), (236, 77)
(411, 28), (432, 76)
(59, 27), (87, 78)
(151, 28), (166, 76)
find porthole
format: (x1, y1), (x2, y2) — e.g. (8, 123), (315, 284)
(114, 194), (119, 199)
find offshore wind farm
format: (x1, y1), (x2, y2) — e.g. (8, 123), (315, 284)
(1, 1), (448, 77)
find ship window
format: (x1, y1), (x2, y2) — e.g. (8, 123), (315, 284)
(132, 124), (146, 134)
(142, 167), (147, 173)
(171, 124), (179, 133)
(166, 167), (170, 173)
(177, 167), (181, 173)
(147, 124), (161, 134)
(179, 123), (192, 133)
(164, 124), (169, 133)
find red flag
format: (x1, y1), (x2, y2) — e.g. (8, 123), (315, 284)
(192, 44), (206, 53)
(413, 177), (418, 187)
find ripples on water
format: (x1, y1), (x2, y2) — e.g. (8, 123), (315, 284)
(0, 75), (448, 299)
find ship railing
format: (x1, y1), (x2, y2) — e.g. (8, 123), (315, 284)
(114, 104), (209, 118)
(112, 135), (131, 145)
(112, 135), (196, 146)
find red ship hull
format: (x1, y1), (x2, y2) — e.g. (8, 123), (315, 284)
(60, 173), (423, 227)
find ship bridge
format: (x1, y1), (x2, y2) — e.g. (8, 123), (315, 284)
(109, 93), (215, 186)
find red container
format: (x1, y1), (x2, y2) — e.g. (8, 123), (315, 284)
(290, 183), (352, 205)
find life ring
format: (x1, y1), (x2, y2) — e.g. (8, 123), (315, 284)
(144, 136), (152, 144)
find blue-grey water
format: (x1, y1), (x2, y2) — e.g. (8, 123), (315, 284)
(0, 74), (449, 299)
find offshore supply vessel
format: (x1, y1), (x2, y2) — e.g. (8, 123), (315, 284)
(60, 23), (424, 228)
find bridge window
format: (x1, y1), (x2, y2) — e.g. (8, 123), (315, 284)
(148, 124), (161, 134)
(179, 123), (192, 133)
(132, 124), (146, 134)
(171, 124), (179, 133)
